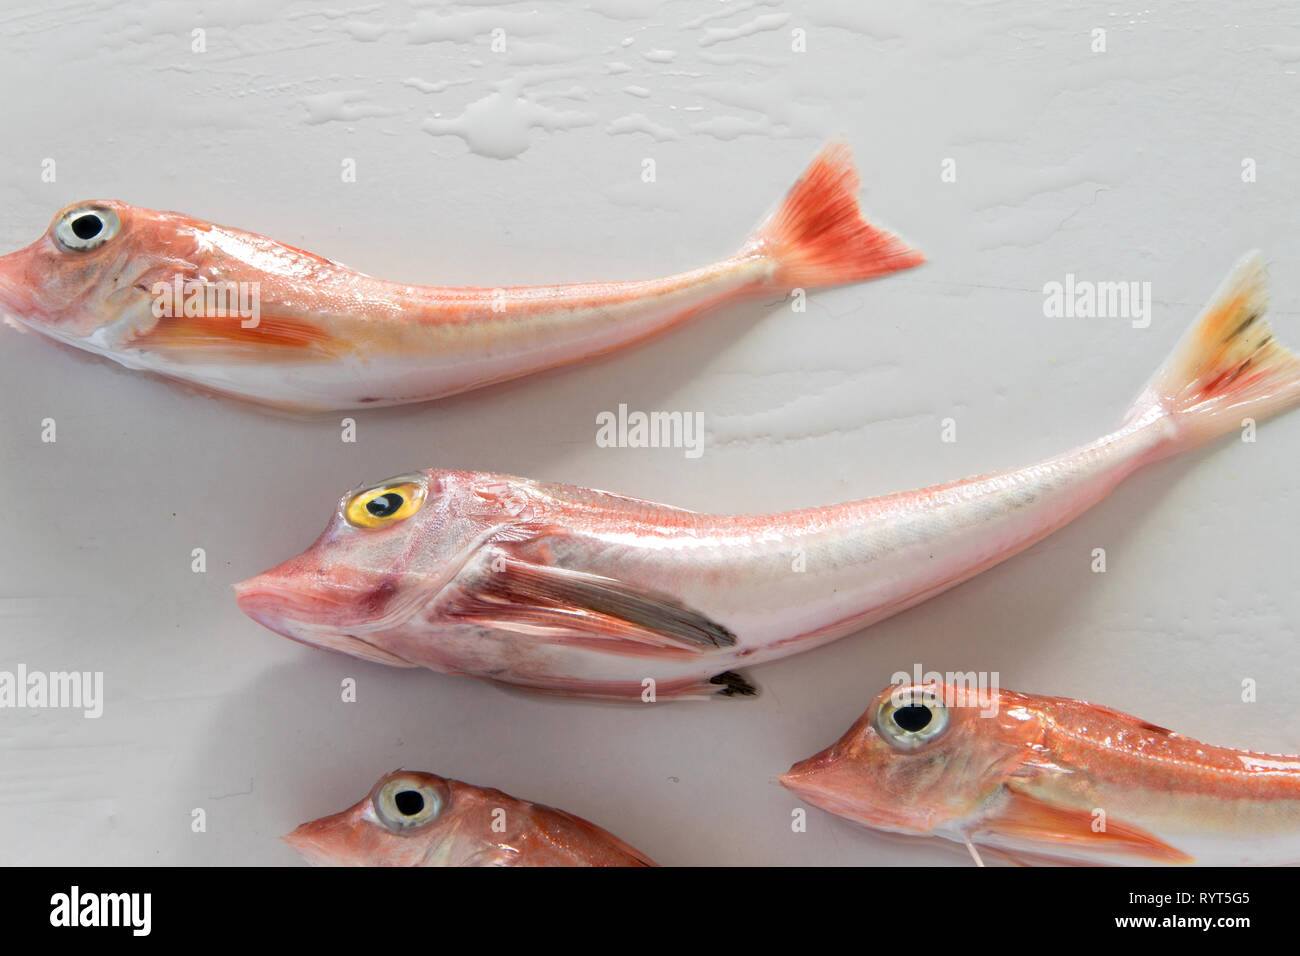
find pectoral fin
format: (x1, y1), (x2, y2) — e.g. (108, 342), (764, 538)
(972, 788), (1193, 865)
(132, 311), (344, 358)
(446, 554), (737, 658)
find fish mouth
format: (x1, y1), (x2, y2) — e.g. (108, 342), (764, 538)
(780, 753), (844, 807)
(780, 752), (894, 830)
(0, 244), (65, 333)
(282, 825), (328, 865)
(0, 257), (29, 323)
(283, 819), (351, 866)
(779, 753), (840, 804)
(781, 753), (939, 836)
(233, 575), (416, 668)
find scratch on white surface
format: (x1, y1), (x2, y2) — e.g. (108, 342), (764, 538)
(683, 0), (782, 31)
(699, 12), (792, 48)
(707, 367), (926, 447)
(209, 779), (256, 801)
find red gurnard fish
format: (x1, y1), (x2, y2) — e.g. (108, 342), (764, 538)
(0, 142), (922, 410)
(782, 681), (1300, 866)
(235, 253), (1300, 699)
(285, 770), (654, 867)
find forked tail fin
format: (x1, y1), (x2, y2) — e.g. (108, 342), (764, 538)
(1127, 252), (1300, 447)
(745, 140), (924, 289)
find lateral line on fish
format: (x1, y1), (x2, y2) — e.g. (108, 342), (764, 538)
(1037, 709), (1300, 783)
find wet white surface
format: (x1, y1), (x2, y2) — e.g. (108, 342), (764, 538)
(1, 1), (1298, 866)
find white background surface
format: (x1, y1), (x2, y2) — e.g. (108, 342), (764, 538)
(2, 0), (1298, 866)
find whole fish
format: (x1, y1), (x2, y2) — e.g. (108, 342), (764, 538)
(0, 142), (922, 410)
(235, 253), (1300, 699)
(781, 680), (1300, 866)
(285, 770), (654, 866)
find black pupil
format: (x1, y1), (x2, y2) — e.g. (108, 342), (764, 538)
(366, 493), (403, 517)
(394, 789), (424, 816)
(71, 214), (103, 240)
(893, 704), (933, 732)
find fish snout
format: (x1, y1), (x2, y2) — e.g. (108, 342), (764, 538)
(0, 251), (33, 319)
(779, 750), (842, 801)
(779, 747), (884, 827)
(235, 545), (379, 627)
(283, 815), (354, 867)
(233, 568), (324, 641)
(234, 559), (356, 647)
(235, 562), (417, 668)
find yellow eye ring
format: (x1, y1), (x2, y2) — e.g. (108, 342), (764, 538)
(344, 478), (426, 529)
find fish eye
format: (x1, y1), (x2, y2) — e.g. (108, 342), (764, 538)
(373, 776), (446, 831)
(344, 476), (426, 529)
(53, 205), (121, 252)
(875, 686), (949, 751)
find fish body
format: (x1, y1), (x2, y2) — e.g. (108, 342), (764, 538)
(0, 143), (922, 410)
(236, 253), (1300, 699)
(781, 681), (1300, 865)
(285, 771), (654, 867)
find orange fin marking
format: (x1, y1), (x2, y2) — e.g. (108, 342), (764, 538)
(1135, 253), (1300, 442)
(132, 312), (345, 356)
(975, 789), (1194, 864)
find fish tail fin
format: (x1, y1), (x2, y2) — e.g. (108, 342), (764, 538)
(1127, 252), (1300, 449)
(745, 139), (924, 289)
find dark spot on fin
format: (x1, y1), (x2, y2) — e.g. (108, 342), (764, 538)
(1224, 356), (1253, 386)
(710, 670), (758, 698)
(1229, 310), (1261, 342)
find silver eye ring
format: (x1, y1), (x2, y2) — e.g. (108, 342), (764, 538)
(53, 205), (121, 252)
(875, 685), (950, 751)
(373, 776), (445, 831)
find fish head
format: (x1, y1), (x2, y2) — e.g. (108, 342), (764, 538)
(0, 200), (201, 343)
(285, 771), (498, 866)
(0, 201), (345, 383)
(780, 681), (1043, 837)
(235, 469), (536, 667)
